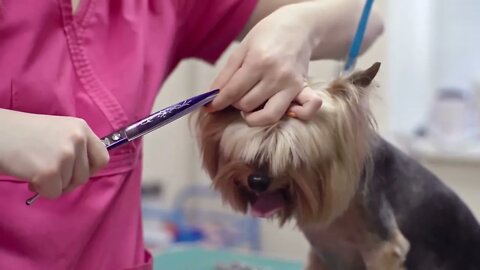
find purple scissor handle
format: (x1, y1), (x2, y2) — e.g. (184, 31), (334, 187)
(26, 89), (219, 205)
(100, 89), (219, 150)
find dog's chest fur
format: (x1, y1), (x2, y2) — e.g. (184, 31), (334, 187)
(301, 199), (408, 270)
(302, 203), (370, 250)
(302, 206), (367, 269)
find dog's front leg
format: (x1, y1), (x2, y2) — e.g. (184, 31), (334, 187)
(305, 248), (365, 270)
(361, 229), (410, 270)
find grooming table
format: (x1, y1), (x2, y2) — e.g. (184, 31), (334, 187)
(153, 246), (303, 270)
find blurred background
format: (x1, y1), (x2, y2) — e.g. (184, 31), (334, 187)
(140, 0), (480, 268)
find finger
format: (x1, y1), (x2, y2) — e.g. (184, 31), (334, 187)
(208, 66), (262, 111)
(28, 182), (38, 193)
(32, 172), (63, 199)
(243, 89), (297, 126)
(63, 140), (89, 193)
(85, 130), (109, 176)
(287, 87), (322, 120)
(59, 147), (75, 191)
(210, 46), (247, 89)
(233, 80), (277, 112)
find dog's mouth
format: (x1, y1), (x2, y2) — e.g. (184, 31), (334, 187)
(245, 189), (289, 218)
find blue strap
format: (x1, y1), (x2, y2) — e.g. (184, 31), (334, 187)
(343, 0), (375, 73)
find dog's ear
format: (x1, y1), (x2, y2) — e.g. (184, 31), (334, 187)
(349, 62), (381, 87)
(194, 108), (221, 177)
(194, 107), (239, 178)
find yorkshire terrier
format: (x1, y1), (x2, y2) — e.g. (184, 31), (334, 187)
(194, 63), (480, 270)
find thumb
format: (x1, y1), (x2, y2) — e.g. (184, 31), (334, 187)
(86, 132), (110, 176)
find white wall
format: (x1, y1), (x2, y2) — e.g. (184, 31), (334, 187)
(142, 0), (480, 262)
(387, 0), (480, 136)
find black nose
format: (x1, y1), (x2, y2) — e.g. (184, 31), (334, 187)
(248, 173), (271, 193)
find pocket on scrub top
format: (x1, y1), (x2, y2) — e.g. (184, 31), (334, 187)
(123, 250), (153, 270)
(10, 76), (76, 116)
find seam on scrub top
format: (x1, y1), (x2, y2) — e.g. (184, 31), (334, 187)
(74, 0), (94, 26)
(60, 7), (131, 130)
(59, 0), (139, 171)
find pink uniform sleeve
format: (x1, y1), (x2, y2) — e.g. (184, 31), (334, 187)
(174, 0), (258, 64)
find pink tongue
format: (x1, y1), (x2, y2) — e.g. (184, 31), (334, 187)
(250, 191), (285, 218)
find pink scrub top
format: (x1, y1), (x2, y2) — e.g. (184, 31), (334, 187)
(0, 0), (256, 269)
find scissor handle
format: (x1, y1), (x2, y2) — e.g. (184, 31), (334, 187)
(25, 131), (127, 205)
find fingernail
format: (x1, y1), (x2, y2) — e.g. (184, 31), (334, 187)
(287, 111), (297, 118)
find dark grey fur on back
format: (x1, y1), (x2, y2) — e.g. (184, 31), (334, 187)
(365, 136), (480, 269)
(304, 136), (480, 270)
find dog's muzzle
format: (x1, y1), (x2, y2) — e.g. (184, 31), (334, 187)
(248, 173), (271, 193)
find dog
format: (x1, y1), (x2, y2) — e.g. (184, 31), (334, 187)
(194, 63), (480, 270)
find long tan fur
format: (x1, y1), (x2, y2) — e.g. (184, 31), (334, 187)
(194, 63), (380, 227)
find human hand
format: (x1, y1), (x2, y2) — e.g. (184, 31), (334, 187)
(207, 5), (322, 126)
(0, 109), (109, 198)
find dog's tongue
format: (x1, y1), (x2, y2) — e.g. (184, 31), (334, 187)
(250, 191), (284, 218)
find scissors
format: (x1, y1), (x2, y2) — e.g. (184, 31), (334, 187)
(26, 89), (219, 206)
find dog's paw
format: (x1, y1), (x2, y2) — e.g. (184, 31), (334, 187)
(363, 230), (410, 270)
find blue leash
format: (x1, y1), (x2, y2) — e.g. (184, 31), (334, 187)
(342, 0), (375, 73)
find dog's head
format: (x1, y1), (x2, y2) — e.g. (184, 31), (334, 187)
(194, 63), (380, 227)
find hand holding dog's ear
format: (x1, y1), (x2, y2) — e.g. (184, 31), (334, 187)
(350, 62), (381, 87)
(205, 7), (322, 126)
(283, 87), (322, 120)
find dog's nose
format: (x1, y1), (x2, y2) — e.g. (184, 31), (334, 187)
(248, 173), (271, 193)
